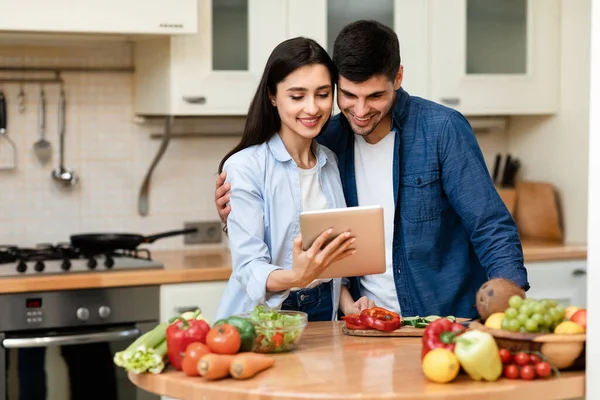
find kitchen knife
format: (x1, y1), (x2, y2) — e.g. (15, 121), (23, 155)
(0, 90), (6, 134)
(507, 159), (521, 187)
(500, 154), (512, 187)
(492, 153), (501, 185)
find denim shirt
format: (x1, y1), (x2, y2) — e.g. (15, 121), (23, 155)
(317, 88), (529, 319)
(215, 133), (347, 322)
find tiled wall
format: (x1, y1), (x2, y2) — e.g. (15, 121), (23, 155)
(0, 39), (508, 250)
(0, 40), (238, 250)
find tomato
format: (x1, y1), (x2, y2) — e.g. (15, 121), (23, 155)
(206, 323), (242, 355)
(535, 361), (552, 378)
(271, 332), (284, 348)
(514, 352), (530, 366)
(529, 354), (542, 364)
(503, 364), (519, 379)
(520, 365), (536, 380)
(181, 342), (211, 377)
(499, 348), (512, 364)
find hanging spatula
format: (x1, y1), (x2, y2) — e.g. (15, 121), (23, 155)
(33, 85), (51, 165)
(0, 90), (17, 171)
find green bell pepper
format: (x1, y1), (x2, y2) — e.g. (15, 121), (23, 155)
(214, 316), (256, 352)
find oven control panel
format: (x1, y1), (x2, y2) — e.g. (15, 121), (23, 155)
(0, 286), (160, 332)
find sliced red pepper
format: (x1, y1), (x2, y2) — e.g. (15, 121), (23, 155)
(420, 318), (466, 360)
(341, 314), (372, 330)
(359, 307), (401, 332)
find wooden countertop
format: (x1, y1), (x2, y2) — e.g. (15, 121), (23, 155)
(128, 321), (585, 400)
(521, 239), (587, 262)
(0, 248), (232, 294)
(0, 240), (586, 294)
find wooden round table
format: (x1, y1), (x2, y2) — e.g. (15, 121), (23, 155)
(129, 321), (585, 400)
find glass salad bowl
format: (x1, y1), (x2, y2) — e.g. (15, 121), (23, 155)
(235, 307), (308, 353)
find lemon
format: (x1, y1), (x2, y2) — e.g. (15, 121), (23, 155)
(484, 312), (505, 330)
(554, 321), (584, 334)
(422, 348), (460, 383)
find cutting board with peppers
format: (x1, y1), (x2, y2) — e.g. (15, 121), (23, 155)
(342, 311), (470, 337)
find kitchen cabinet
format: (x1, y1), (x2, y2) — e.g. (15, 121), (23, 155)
(0, 0), (197, 35)
(525, 260), (587, 308)
(134, 0), (288, 116)
(160, 281), (228, 323)
(287, 0), (559, 116)
(429, 0), (560, 115)
(287, 0), (430, 100)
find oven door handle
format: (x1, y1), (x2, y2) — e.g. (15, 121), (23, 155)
(2, 327), (141, 348)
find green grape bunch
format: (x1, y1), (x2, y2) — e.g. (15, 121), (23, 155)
(501, 296), (566, 333)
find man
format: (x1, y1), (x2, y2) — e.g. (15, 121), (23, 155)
(214, 20), (528, 319)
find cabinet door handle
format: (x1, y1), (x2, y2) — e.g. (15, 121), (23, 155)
(440, 97), (460, 106)
(183, 96), (207, 105)
(572, 269), (587, 277)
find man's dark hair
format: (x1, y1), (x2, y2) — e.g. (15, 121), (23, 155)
(332, 20), (400, 83)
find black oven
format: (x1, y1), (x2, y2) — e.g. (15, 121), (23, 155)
(0, 286), (161, 400)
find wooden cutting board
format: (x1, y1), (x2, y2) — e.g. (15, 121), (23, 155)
(341, 318), (472, 337)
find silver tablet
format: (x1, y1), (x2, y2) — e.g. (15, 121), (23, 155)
(299, 205), (386, 279)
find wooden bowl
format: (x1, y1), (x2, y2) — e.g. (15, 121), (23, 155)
(469, 320), (586, 370)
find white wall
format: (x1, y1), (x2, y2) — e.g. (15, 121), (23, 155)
(507, 0), (591, 244)
(586, 0), (600, 395)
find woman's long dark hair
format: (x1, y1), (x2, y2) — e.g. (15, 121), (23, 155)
(218, 37), (337, 173)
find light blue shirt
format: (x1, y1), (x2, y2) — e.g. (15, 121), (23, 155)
(215, 133), (348, 321)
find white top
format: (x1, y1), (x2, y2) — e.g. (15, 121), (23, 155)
(295, 162), (331, 289)
(354, 132), (401, 314)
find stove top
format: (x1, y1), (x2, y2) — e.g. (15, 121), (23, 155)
(0, 243), (164, 277)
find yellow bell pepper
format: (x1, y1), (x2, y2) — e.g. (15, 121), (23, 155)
(453, 330), (503, 382)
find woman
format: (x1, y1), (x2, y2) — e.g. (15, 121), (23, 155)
(215, 37), (371, 322)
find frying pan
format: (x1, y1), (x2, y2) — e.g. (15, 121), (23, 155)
(70, 228), (198, 253)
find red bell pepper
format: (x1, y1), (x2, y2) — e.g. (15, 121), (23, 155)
(166, 317), (211, 370)
(341, 314), (372, 330)
(420, 318), (466, 360)
(359, 307), (401, 332)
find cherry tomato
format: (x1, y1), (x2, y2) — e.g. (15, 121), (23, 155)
(503, 364), (519, 379)
(535, 361), (552, 378)
(514, 352), (530, 366)
(271, 332), (284, 349)
(520, 365), (536, 380)
(206, 323), (242, 355)
(181, 342), (211, 377)
(499, 348), (512, 364)
(530, 354), (542, 364)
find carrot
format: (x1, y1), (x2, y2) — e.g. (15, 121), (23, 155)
(229, 353), (275, 380)
(197, 354), (235, 380)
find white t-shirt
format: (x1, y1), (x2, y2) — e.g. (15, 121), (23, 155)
(295, 162), (330, 289)
(354, 132), (401, 314)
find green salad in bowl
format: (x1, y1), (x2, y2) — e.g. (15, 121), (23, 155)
(236, 306), (308, 353)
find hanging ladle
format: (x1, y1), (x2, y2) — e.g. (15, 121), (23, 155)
(52, 86), (78, 186)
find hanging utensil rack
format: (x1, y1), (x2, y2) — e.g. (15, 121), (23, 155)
(0, 66), (134, 84)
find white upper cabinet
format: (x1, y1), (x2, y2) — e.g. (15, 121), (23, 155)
(0, 0), (197, 35)
(134, 0), (287, 116)
(429, 0), (560, 115)
(286, 0), (560, 116)
(286, 0), (429, 100)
